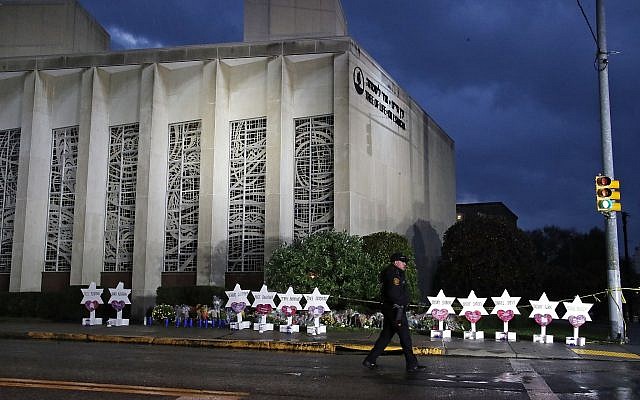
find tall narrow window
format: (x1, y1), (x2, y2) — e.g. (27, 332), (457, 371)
(45, 126), (78, 272)
(294, 115), (334, 239)
(0, 128), (21, 273)
(227, 117), (267, 272)
(164, 120), (201, 272)
(104, 123), (139, 272)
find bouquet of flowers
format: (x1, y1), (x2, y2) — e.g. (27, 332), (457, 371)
(196, 304), (209, 320)
(406, 311), (433, 331)
(151, 304), (174, 322)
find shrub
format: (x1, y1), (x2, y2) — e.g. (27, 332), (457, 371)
(0, 286), (90, 321)
(362, 231), (419, 302)
(435, 215), (538, 299)
(265, 231), (377, 309)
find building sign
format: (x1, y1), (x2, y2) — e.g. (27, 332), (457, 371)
(353, 66), (406, 130)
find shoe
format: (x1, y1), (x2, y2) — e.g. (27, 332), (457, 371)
(406, 365), (427, 373)
(362, 360), (378, 370)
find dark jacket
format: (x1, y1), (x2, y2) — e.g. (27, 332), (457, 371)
(380, 264), (410, 307)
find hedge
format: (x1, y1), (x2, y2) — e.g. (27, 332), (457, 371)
(155, 286), (226, 307)
(0, 286), (86, 321)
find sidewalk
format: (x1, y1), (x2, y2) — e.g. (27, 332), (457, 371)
(1, 319), (639, 362)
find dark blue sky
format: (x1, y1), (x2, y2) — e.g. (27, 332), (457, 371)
(78, 1), (640, 256)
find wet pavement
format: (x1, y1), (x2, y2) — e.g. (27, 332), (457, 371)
(2, 318), (640, 363)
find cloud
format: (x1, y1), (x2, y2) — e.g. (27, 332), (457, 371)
(107, 25), (164, 50)
(457, 193), (482, 204)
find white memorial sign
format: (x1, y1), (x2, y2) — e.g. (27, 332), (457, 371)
(528, 292), (559, 343)
(491, 289), (520, 341)
(107, 282), (131, 327)
(427, 289), (456, 339)
(225, 283), (251, 330)
(562, 295), (593, 346)
(277, 287), (302, 333)
(251, 284), (277, 333)
(80, 282), (103, 326)
(303, 287), (330, 335)
(458, 290), (488, 340)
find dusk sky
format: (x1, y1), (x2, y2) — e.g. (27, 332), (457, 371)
(78, 0), (640, 257)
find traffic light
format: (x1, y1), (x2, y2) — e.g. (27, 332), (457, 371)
(595, 175), (621, 213)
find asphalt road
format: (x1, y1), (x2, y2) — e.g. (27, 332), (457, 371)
(1, 339), (639, 399)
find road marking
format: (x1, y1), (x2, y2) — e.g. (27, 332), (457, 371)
(0, 378), (248, 399)
(510, 359), (559, 400)
(571, 349), (640, 359)
(333, 343), (444, 355)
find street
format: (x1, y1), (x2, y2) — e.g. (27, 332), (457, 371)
(1, 339), (639, 399)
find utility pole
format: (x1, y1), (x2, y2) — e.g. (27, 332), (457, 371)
(596, 0), (625, 341)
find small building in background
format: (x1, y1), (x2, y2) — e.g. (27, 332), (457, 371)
(456, 202), (518, 229)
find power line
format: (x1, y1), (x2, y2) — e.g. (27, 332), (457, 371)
(576, 0), (608, 71)
(576, 0), (598, 48)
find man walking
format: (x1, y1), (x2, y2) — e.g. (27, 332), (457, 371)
(363, 252), (426, 372)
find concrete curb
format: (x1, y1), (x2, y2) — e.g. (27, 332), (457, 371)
(21, 331), (337, 353)
(12, 331), (445, 355)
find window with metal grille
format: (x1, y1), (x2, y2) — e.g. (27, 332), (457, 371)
(0, 128), (21, 273)
(45, 126), (78, 272)
(103, 123), (139, 272)
(164, 120), (201, 272)
(293, 115), (334, 239)
(227, 117), (266, 272)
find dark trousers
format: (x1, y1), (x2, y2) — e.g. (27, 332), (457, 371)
(365, 305), (418, 368)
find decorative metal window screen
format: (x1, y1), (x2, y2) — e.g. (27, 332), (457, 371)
(293, 115), (334, 239)
(45, 126), (78, 272)
(227, 117), (267, 272)
(164, 120), (201, 272)
(103, 123), (139, 272)
(0, 128), (21, 273)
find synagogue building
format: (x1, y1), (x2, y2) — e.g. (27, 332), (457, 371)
(0, 0), (456, 317)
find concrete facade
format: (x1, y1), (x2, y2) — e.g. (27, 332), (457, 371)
(0, 6), (455, 318)
(0, 0), (109, 58)
(244, 0), (347, 42)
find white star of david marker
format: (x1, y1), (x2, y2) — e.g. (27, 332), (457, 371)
(457, 290), (488, 316)
(251, 284), (277, 308)
(528, 292), (559, 319)
(426, 289), (456, 314)
(225, 283), (251, 308)
(561, 295), (593, 321)
(80, 282), (103, 305)
(303, 287), (330, 312)
(277, 287), (302, 310)
(491, 289), (521, 314)
(107, 282), (131, 305)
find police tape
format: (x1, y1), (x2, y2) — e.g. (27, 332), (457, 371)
(333, 286), (640, 312)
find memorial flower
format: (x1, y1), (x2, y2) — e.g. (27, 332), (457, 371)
(152, 304), (174, 321)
